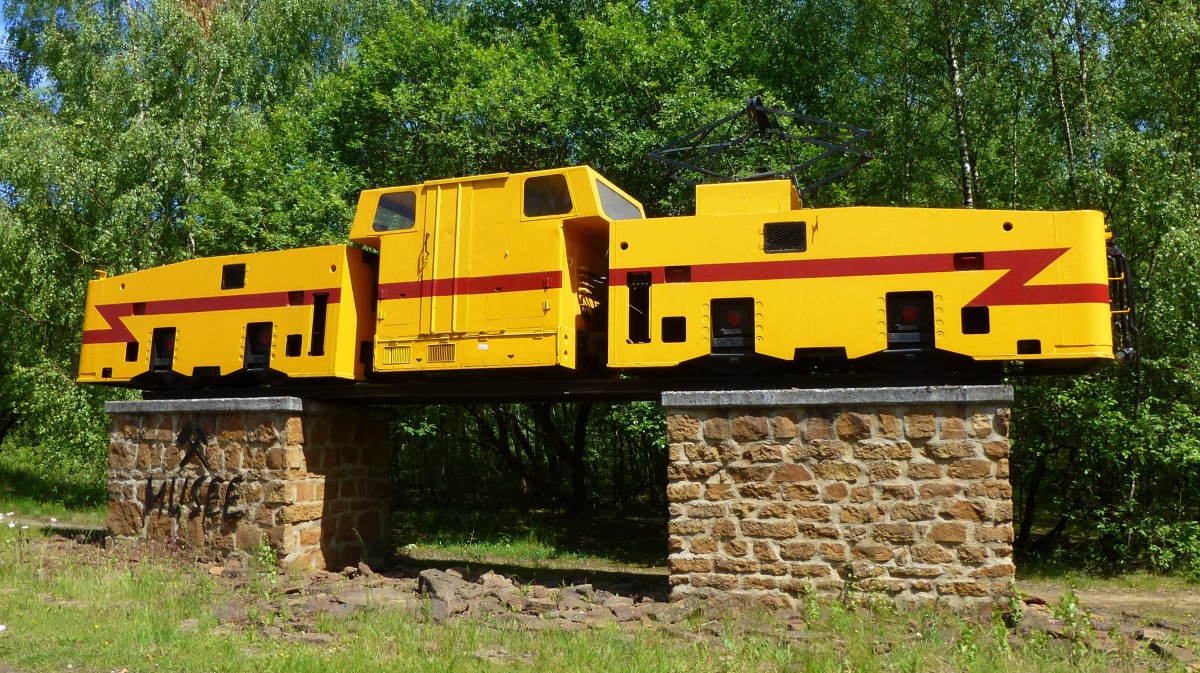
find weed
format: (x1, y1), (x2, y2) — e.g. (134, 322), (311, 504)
(1053, 586), (1093, 662)
(253, 536), (280, 589)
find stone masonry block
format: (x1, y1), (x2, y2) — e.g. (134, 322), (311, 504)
(706, 483), (736, 500)
(877, 414), (902, 438)
(668, 557), (714, 573)
(852, 544), (894, 562)
(904, 411), (936, 438)
(835, 412), (873, 440)
(891, 503), (935, 521)
(970, 414), (994, 438)
(728, 465), (774, 483)
(966, 481), (1012, 499)
(771, 415), (798, 440)
(941, 417), (967, 439)
(925, 440), (978, 459)
(879, 484), (916, 500)
(734, 415), (769, 441)
(667, 415), (703, 442)
(822, 483), (849, 501)
(780, 541), (816, 560)
(919, 482), (962, 498)
(703, 417), (731, 440)
(279, 502), (323, 524)
(710, 556), (758, 571)
(868, 462), (901, 482)
(941, 500), (988, 522)
(854, 439), (912, 460)
(908, 463), (944, 480)
(802, 416), (834, 440)
(667, 482), (703, 502)
(911, 544), (954, 564)
(948, 460), (993, 479)
(806, 439), (851, 459)
(792, 504), (832, 521)
(687, 503), (725, 518)
(782, 484), (820, 501)
(958, 546), (988, 563)
(723, 539), (748, 556)
(975, 524), (1014, 543)
(740, 520), (799, 538)
(927, 522), (968, 544)
(684, 444), (720, 462)
(738, 483), (780, 499)
(874, 523), (916, 544)
(813, 462), (861, 481)
(746, 444), (783, 462)
(691, 574), (738, 590)
(758, 502), (791, 519)
(107, 500), (143, 536)
(752, 541), (778, 561)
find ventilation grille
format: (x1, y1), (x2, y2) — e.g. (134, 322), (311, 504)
(764, 222), (807, 253)
(382, 345), (411, 365)
(427, 343), (456, 363)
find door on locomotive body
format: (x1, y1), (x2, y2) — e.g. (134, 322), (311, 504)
(562, 171), (646, 371)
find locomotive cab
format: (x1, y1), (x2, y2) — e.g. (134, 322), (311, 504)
(349, 166), (643, 375)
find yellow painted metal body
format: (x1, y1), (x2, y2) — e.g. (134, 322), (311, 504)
(608, 180), (1113, 368)
(77, 167), (1117, 388)
(77, 245), (376, 385)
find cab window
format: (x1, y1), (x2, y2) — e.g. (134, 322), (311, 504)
(524, 175), (573, 217)
(373, 191), (416, 232)
(596, 180), (642, 220)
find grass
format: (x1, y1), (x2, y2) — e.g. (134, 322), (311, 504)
(2, 466), (1197, 670)
(393, 508), (668, 569)
(0, 527), (1169, 673)
(1019, 564), (1200, 592)
(0, 451), (106, 529)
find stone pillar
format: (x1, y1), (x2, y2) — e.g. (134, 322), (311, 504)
(105, 397), (392, 570)
(662, 386), (1014, 611)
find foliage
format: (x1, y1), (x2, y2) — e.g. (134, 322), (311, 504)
(1, 0), (1199, 572)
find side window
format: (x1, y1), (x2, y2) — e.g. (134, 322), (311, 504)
(596, 180), (642, 220)
(524, 175), (573, 217)
(373, 191), (416, 232)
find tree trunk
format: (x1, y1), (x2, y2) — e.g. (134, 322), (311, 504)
(466, 404), (568, 505)
(569, 402), (592, 514)
(1048, 25), (1080, 208)
(1073, 0), (1092, 141)
(1017, 451), (1047, 555)
(946, 32), (975, 208)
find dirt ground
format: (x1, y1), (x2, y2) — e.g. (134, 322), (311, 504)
(8, 535), (1200, 671)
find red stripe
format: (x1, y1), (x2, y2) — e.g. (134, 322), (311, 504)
(378, 271), (562, 301)
(82, 288), (342, 345)
(81, 304), (135, 345)
(965, 249), (1109, 306)
(612, 248), (1108, 307)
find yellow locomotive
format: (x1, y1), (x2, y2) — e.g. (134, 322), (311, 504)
(76, 164), (1132, 390)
